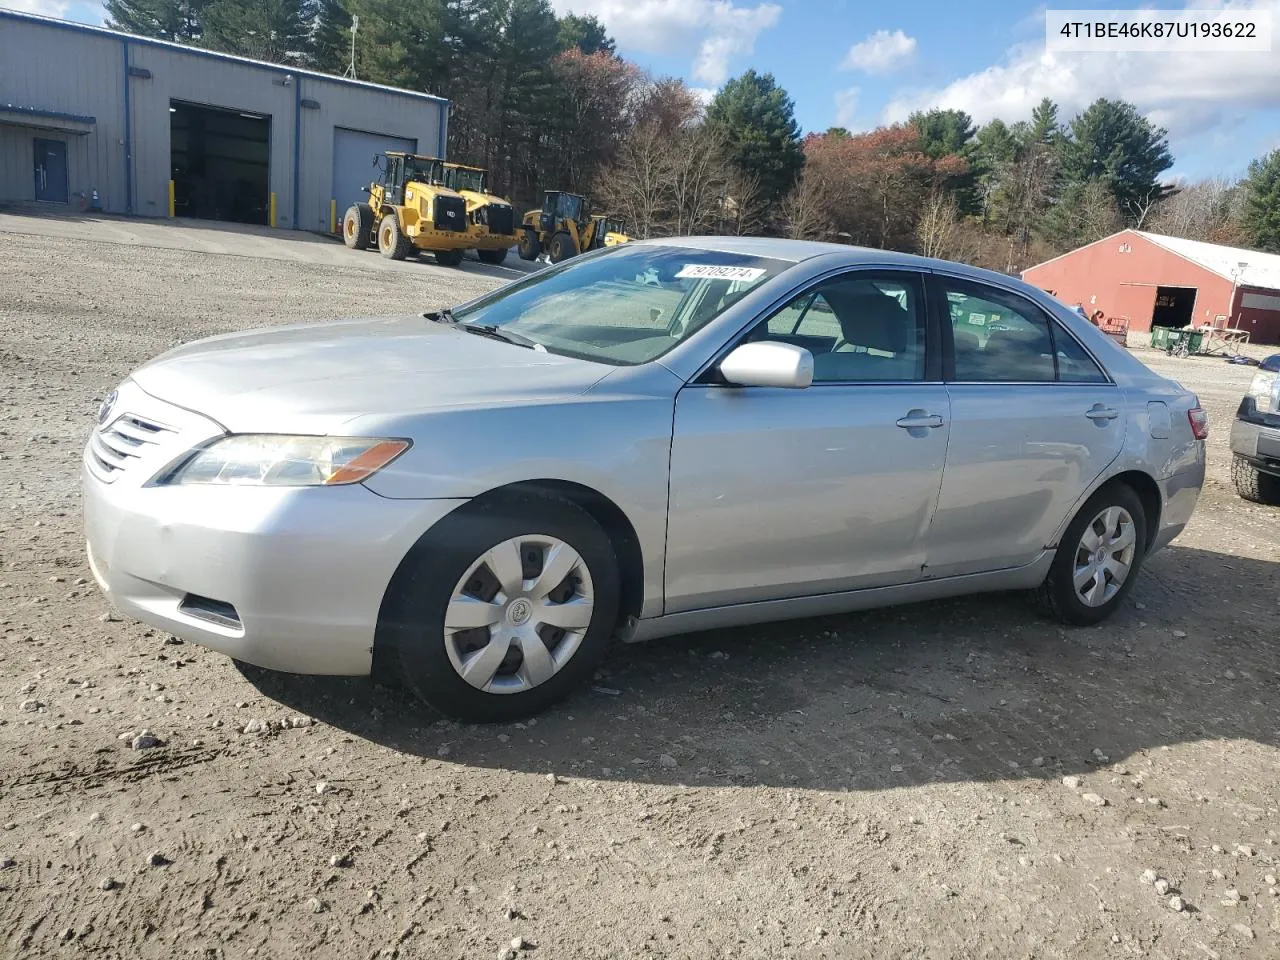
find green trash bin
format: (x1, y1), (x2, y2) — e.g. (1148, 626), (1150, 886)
(1150, 327), (1172, 349)
(1186, 329), (1207, 354)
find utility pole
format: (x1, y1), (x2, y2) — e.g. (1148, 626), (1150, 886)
(344, 16), (359, 80)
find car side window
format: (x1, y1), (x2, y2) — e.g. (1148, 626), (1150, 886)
(750, 273), (926, 383)
(945, 283), (1054, 382)
(1053, 324), (1109, 383)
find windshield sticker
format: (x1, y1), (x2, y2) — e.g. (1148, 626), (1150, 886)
(676, 264), (767, 282)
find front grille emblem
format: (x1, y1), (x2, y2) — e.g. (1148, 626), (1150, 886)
(97, 390), (118, 426)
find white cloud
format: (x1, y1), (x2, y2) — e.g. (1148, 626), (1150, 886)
(840, 29), (916, 74)
(834, 87), (859, 128)
(2, 0), (71, 16)
(881, 1), (1280, 149)
(689, 86), (718, 106)
(551, 0), (781, 87)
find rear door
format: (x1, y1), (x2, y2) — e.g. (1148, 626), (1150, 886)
(924, 275), (1125, 578)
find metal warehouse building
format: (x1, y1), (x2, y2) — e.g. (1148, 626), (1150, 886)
(1023, 229), (1280, 346)
(0, 10), (448, 233)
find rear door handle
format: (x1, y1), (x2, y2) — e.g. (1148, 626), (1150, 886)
(896, 411), (945, 430)
(1085, 405), (1119, 421)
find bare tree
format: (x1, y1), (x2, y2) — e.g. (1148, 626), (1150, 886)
(667, 127), (729, 236)
(916, 187), (963, 259)
(724, 170), (765, 236)
(595, 122), (667, 239)
(1125, 183), (1167, 229)
(1079, 178), (1124, 242)
(1147, 177), (1242, 241)
(781, 170), (832, 240)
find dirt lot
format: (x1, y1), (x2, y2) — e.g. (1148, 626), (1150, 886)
(1, 216), (1278, 960)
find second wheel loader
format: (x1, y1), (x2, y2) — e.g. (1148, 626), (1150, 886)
(517, 190), (629, 263)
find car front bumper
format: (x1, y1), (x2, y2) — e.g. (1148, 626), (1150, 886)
(82, 381), (465, 676)
(1230, 416), (1280, 476)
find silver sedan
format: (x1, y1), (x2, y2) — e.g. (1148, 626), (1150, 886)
(83, 238), (1207, 721)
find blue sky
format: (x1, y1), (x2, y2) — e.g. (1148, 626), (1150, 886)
(10, 0), (1280, 180)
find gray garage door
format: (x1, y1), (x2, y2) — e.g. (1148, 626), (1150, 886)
(331, 127), (417, 217)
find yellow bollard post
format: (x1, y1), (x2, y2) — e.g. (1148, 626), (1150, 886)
(168, 180), (175, 218)
(330, 198), (337, 235)
(269, 192), (277, 228)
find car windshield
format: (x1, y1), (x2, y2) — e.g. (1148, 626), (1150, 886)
(450, 245), (789, 366)
(446, 167), (486, 193)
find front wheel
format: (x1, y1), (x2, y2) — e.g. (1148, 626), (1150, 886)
(382, 495), (621, 722)
(1034, 483), (1147, 625)
(478, 247), (509, 265)
(433, 249), (464, 267)
(1232, 455), (1280, 505)
(549, 231), (575, 263)
(377, 213), (411, 260)
(517, 228), (540, 261)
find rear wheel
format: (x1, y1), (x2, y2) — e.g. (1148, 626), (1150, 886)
(377, 213), (411, 260)
(1232, 455), (1280, 505)
(381, 495), (621, 722)
(1035, 483), (1147, 626)
(517, 228), (540, 261)
(343, 203), (373, 250)
(478, 247), (509, 265)
(549, 231), (575, 263)
(433, 249), (464, 267)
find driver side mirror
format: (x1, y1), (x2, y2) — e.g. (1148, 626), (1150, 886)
(719, 342), (813, 389)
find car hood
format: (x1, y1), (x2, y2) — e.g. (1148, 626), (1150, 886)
(130, 314), (613, 433)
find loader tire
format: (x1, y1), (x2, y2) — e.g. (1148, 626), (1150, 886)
(433, 249), (464, 267)
(343, 203), (374, 250)
(478, 247), (509, 265)
(549, 231), (575, 264)
(517, 228), (540, 261)
(377, 214), (411, 260)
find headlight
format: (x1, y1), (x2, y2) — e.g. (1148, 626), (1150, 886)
(1247, 369), (1279, 415)
(157, 435), (410, 487)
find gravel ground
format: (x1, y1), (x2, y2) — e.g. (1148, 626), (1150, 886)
(1, 220), (1278, 960)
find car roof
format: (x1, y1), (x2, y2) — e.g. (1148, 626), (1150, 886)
(634, 235), (1022, 284)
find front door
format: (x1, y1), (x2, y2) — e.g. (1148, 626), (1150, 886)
(34, 139), (68, 203)
(665, 269), (949, 613)
(924, 275), (1126, 578)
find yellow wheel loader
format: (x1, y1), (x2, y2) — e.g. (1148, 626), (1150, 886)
(342, 153), (498, 266)
(517, 190), (630, 263)
(441, 162), (519, 265)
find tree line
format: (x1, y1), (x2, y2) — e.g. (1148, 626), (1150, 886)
(104, 0), (1280, 266)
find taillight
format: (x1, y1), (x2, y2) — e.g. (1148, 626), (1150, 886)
(1187, 406), (1209, 440)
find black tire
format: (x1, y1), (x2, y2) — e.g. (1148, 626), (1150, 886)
(377, 213), (411, 260)
(433, 249), (464, 267)
(380, 494), (621, 722)
(1034, 482), (1148, 626)
(1232, 455), (1280, 505)
(343, 203), (373, 250)
(517, 228), (540, 261)
(478, 247), (509, 265)
(549, 231), (575, 263)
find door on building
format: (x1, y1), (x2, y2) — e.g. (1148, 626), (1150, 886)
(33, 139), (69, 203)
(331, 128), (417, 230)
(1151, 286), (1196, 328)
(170, 101), (271, 225)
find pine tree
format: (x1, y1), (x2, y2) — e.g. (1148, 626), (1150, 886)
(201, 0), (318, 65)
(556, 13), (614, 55)
(1242, 149), (1280, 252)
(706, 70), (804, 206)
(1061, 98), (1174, 221)
(311, 0), (353, 75)
(104, 0), (204, 42)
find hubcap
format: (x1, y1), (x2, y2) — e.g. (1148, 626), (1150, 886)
(1073, 506), (1137, 608)
(443, 535), (594, 695)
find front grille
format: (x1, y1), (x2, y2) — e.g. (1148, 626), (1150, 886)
(485, 203), (514, 236)
(88, 413), (175, 482)
(433, 195), (467, 232)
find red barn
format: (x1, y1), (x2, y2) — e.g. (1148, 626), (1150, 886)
(1022, 229), (1280, 346)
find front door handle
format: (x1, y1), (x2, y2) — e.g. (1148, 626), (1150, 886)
(896, 411), (945, 430)
(1085, 405), (1119, 421)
